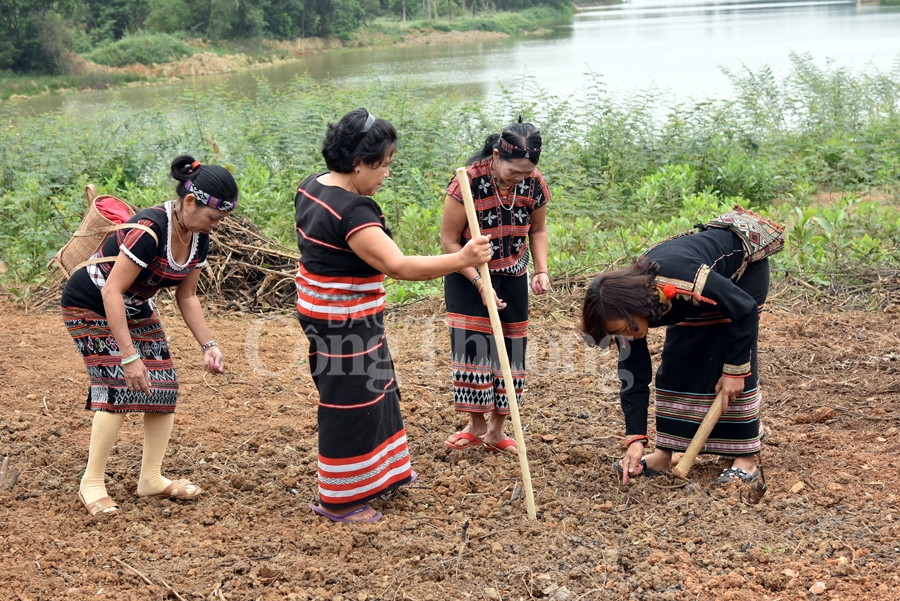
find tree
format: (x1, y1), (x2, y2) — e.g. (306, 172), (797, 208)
(146, 0), (198, 36)
(0, 0), (81, 73)
(83, 0), (150, 43)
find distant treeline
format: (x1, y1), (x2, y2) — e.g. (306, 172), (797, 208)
(0, 0), (570, 74)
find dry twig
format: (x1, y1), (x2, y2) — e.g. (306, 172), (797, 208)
(112, 556), (154, 586)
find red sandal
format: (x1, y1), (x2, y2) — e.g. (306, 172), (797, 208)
(443, 431), (484, 451)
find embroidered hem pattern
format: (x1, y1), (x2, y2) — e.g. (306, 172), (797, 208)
(445, 272), (528, 415)
(62, 307), (178, 412)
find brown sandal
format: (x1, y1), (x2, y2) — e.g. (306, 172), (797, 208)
(78, 490), (119, 516)
(140, 479), (202, 500)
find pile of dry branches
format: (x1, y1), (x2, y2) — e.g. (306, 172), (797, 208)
(201, 216), (297, 312)
(31, 215), (298, 313)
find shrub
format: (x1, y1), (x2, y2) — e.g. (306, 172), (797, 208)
(83, 32), (194, 67)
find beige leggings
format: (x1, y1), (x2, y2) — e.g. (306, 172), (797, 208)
(80, 411), (176, 504)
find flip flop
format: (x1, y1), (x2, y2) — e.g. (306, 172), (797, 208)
(715, 467), (760, 484)
(483, 437), (519, 456)
(78, 490), (119, 516)
(613, 459), (665, 478)
(310, 503), (383, 523)
(443, 431), (484, 451)
(408, 470), (419, 485)
(140, 479), (202, 500)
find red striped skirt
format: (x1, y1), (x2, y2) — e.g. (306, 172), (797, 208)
(444, 271), (528, 415)
(300, 313), (413, 510)
(62, 306), (178, 413)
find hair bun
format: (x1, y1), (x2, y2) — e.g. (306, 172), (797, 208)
(170, 154), (198, 182)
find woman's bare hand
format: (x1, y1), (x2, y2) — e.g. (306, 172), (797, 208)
(460, 235), (492, 267)
(478, 284), (507, 310)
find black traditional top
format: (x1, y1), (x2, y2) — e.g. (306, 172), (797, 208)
(447, 158), (550, 276)
(61, 202), (209, 318)
(294, 173), (391, 322)
(618, 228), (762, 436)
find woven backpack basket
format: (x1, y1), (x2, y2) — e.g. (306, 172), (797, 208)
(51, 184), (157, 278)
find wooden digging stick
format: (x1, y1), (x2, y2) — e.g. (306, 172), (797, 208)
(671, 390), (726, 479)
(456, 167), (536, 520)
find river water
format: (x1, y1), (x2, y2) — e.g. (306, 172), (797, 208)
(3, 0), (900, 117)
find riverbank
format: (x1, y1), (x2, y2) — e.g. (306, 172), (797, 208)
(0, 9), (568, 102)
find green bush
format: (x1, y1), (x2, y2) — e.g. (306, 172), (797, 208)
(83, 32), (194, 67)
(2, 55), (900, 303)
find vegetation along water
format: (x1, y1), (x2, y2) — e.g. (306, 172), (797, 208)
(0, 0), (571, 100)
(2, 53), (899, 305)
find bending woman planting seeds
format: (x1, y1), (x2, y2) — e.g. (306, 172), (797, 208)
(62, 155), (236, 516)
(581, 208), (784, 485)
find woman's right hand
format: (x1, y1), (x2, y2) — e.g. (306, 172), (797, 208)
(124, 358), (151, 396)
(477, 283), (507, 311)
(620, 441), (646, 486)
(460, 234), (492, 267)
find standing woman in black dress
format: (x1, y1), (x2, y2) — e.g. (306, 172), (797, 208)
(62, 155), (236, 515)
(439, 120), (551, 456)
(294, 108), (492, 523)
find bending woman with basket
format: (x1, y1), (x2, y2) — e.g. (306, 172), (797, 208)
(61, 155), (236, 516)
(580, 207), (784, 485)
(440, 119), (551, 456)
(295, 108), (492, 523)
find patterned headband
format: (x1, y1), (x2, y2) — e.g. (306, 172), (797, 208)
(184, 179), (236, 212)
(499, 137), (541, 161)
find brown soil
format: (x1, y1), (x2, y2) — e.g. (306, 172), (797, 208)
(399, 29), (508, 46)
(2, 289), (899, 601)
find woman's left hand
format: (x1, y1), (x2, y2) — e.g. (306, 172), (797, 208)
(203, 346), (225, 374)
(531, 272), (550, 295)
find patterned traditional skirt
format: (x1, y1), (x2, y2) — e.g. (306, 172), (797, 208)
(300, 313), (413, 510)
(62, 307), (178, 413)
(444, 272), (528, 415)
(654, 260), (769, 456)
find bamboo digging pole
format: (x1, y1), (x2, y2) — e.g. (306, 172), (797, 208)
(671, 390), (726, 479)
(456, 167), (536, 519)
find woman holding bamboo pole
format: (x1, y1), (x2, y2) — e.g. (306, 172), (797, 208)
(295, 108), (492, 523)
(580, 208), (784, 485)
(440, 119), (551, 456)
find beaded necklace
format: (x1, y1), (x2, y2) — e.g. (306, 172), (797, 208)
(490, 162), (516, 211)
(172, 204), (190, 246)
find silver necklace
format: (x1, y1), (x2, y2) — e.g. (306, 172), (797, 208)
(491, 169), (516, 211)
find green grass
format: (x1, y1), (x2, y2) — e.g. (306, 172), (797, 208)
(0, 71), (149, 100)
(369, 7), (573, 38)
(2, 53), (899, 305)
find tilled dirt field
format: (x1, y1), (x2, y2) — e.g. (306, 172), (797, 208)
(1, 288), (899, 601)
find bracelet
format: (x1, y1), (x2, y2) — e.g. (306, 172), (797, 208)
(532, 270), (548, 279)
(625, 435), (649, 448)
(471, 275), (482, 286)
(200, 340), (218, 352)
(121, 353), (141, 366)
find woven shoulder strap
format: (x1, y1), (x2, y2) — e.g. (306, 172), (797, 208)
(73, 223), (160, 272)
